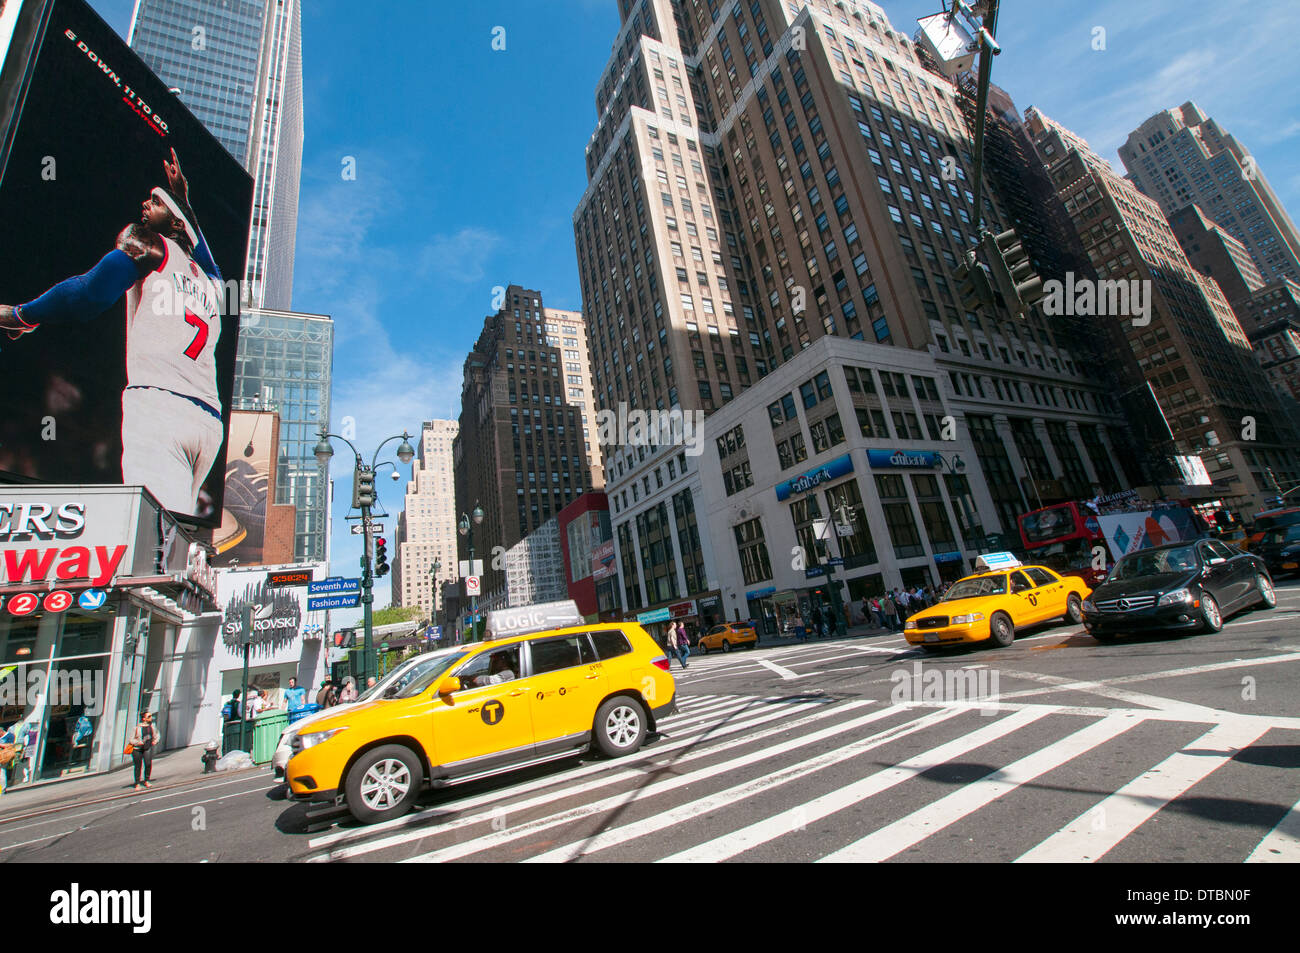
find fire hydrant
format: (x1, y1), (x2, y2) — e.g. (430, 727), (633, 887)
(201, 741), (220, 774)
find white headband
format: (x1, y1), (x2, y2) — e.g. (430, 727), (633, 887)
(151, 187), (198, 246)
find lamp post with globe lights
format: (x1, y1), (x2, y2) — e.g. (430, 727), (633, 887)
(459, 503), (485, 641)
(314, 428), (416, 682)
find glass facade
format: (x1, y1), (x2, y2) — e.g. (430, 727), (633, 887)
(232, 310), (334, 561)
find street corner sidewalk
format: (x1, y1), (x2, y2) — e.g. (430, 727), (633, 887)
(759, 620), (896, 647)
(0, 742), (268, 823)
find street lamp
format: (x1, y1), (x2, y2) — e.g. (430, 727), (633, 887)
(458, 503), (485, 641)
(937, 452), (986, 562)
(314, 427), (417, 683)
(815, 493), (857, 637)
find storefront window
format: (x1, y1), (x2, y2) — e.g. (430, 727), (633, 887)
(0, 601), (116, 789)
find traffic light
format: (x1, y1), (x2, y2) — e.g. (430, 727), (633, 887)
(954, 249), (995, 313)
(374, 536), (389, 577)
(353, 467), (376, 508)
(334, 628), (356, 648)
(982, 228), (1045, 317)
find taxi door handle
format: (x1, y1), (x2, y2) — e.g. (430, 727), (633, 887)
(507, 687), (529, 697)
(585, 674), (599, 680)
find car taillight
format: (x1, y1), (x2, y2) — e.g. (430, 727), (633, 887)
(651, 655), (671, 671)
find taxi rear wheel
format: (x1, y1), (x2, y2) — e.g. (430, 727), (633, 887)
(722, 639), (732, 653)
(1064, 593), (1083, 624)
(345, 744), (422, 825)
(594, 696), (647, 758)
(988, 612), (1015, 649)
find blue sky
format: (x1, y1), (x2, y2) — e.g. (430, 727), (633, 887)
(88, 0), (1299, 619)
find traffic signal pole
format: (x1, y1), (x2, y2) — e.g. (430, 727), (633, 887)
(359, 472), (375, 685)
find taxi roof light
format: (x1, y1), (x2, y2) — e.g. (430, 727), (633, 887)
(974, 551), (1022, 572)
(484, 600), (584, 640)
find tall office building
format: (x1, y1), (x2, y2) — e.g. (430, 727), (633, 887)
(129, 0), (303, 309)
(231, 308), (334, 561)
(1119, 103), (1300, 286)
(1026, 109), (1300, 508)
(572, 0), (1133, 614)
(392, 420), (460, 622)
(453, 286), (604, 603)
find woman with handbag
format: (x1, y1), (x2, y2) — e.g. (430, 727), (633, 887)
(127, 711), (157, 790)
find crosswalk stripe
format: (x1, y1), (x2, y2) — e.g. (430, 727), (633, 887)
(663, 706), (1050, 863)
(398, 702), (909, 864)
(305, 695), (852, 857)
(821, 712), (1142, 863)
(1246, 792), (1300, 863)
(525, 707), (966, 863)
(1016, 718), (1270, 863)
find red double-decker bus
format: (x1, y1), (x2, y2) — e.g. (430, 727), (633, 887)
(1016, 501), (1108, 587)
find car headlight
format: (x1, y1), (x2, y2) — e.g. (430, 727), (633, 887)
(903, 620), (917, 630)
(1082, 599), (1096, 612)
(298, 727), (347, 750)
(1158, 588), (1193, 606)
(950, 612), (985, 625)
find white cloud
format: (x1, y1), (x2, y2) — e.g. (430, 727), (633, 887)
(415, 227), (504, 283)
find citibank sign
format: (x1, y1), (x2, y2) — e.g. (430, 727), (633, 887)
(775, 453), (854, 501)
(867, 449), (942, 469)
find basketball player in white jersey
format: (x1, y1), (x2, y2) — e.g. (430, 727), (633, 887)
(0, 149), (226, 516)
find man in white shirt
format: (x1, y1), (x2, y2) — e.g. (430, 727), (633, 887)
(244, 689), (268, 719)
(479, 651), (516, 686)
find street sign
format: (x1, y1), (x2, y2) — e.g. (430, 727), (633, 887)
(350, 523), (385, 535)
(465, 575), (481, 595)
(459, 559), (483, 577)
(308, 577), (361, 596)
(804, 567), (827, 579)
(308, 593), (360, 611)
(827, 557), (844, 568)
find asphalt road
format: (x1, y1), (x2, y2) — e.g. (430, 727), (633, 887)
(4, 580), (1298, 863)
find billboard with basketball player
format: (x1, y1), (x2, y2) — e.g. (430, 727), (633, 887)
(0, 0), (252, 525)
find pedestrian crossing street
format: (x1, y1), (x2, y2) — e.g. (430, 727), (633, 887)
(300, 688), (1300, 864)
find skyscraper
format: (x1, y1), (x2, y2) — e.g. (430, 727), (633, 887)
(231, 308), (334, 561)
(129, 0), (303, 310)
(1027, 109), (1300, 507)
(393, 420), (460, 622)
(572, 0), (1134, 614)
(453, 286), (603, 605)
(1119, 103), (1300, 286)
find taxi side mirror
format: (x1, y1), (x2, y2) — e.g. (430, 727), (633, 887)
(438, 676), (460, 696)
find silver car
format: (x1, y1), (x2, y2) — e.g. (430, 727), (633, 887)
(271, 651), (463, 779)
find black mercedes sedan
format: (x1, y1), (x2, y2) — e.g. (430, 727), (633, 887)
(1081, 539), (1275, 642)
(1256, 524), (1300, 578)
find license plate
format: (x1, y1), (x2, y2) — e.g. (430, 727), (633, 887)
(924, 633), (939, 643)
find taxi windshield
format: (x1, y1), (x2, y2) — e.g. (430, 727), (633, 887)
(381, 649), (473, 700)
(943, 574), (1008, 600)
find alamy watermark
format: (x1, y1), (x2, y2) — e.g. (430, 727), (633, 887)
(890, 661), (999, 713)
(594, 403), (707, 457)
(0, 664), (104, 715)
(1041, 272), (1151, 326)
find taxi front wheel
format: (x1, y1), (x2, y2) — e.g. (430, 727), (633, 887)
(988, 612), (1015, 649)
(594, 696), (647, 758)
(345, 744), (422, 825)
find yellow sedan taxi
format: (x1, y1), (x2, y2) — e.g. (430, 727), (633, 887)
(285, 602), (677, 824)
(903, 554), (1092, 651)
(696, 621), (759, 653)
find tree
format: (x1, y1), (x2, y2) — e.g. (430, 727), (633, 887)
(369, 605), (422, 627)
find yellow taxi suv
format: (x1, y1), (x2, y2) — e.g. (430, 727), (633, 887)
(286, 601), (677, 824)
(696, 621), (759, 653)
(903, 553), (1092, 652)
